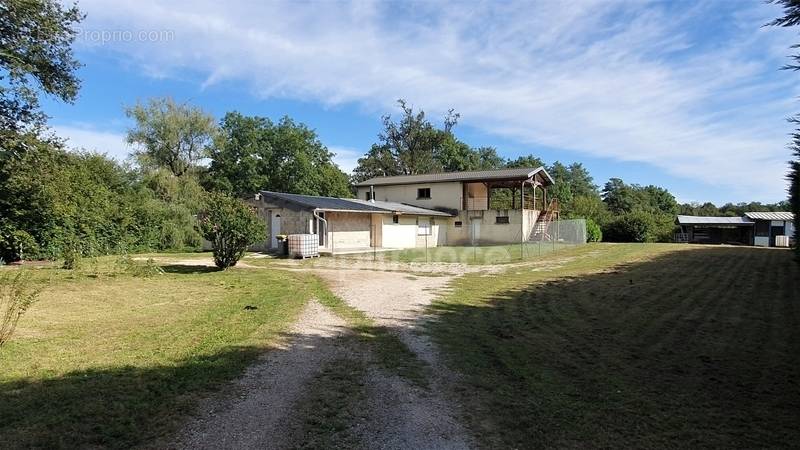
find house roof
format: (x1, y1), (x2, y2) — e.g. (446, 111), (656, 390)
(677, 215), (755, 226)
(744, 211), (794, 221)
(258, 191), (452, 216)
(354, 167), (555, 187)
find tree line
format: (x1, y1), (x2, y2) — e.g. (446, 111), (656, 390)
(0, 0), (794, 263)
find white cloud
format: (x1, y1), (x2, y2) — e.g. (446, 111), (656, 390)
(327, 146), (362, 174)
(73, 0), (799, 200)
(52, 125), (130, 160)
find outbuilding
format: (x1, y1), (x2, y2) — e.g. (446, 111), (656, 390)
(250, 191), (452, 254)
(676, 212), (795, 247)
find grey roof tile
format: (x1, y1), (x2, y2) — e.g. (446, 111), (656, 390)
(259, 191), (452, 216)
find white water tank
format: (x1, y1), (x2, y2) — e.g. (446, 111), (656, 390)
(288, 234), (319, 258)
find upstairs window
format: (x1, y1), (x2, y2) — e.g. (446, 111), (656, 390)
(496, 216), (510, 224)
(365, 191), (372, 201)
(393, 215), (399, 224)
(417, 188), (431, 199)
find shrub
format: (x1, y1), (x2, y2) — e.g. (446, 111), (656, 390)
(62, 244), (82, 270)
(0, 271), (43, 348)
(115, 254), (164, 277)
(586, 218), (602, 242)
(603, 211), (676, 243)
(603, 211), (654, 242)
(196, 192), (266, 269)
(0, 223), (39, 262)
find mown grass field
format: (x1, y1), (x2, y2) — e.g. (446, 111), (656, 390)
(428, 244), (800, 448)
(0, 257), (321, 449)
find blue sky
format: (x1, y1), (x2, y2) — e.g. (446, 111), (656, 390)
(45, 0), (800, 204)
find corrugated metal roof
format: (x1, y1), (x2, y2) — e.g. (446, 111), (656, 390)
(259, 191), (452, 216)
(355, 167), (554, 187)
(744, 211), (794, 221)
(677, 215), (754, 226)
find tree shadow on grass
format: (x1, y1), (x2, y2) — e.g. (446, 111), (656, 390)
(0, 324), (367, 450)
(160, 264), (222, 274)
(425, 246), (800, 448)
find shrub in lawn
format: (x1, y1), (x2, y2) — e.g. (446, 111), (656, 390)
(115, 254), (164, 277)
(196, 192), (266, 269)
(0, 271), (43, 348)
(62, 245), (82, 270)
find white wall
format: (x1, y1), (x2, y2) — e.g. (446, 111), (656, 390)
(381, 215), (417, 248)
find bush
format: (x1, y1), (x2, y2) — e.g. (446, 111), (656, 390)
(61, 245), (82, 270)
(603, 211), (675, 243)
(196, 192), (266, 269)
(586, 218), (602, 242)
(0, 225), (39, 262)
(0, 271), (43, 348)
(115, 254), (164, 277)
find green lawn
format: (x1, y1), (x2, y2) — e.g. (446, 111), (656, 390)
(0, 258), (319, 449)
(344, 242), (578, 264)
(428, 244), (800, 448)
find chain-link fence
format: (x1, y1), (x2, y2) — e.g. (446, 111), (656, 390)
(350, 219), (588, 265)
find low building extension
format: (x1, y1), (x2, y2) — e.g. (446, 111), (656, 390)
(676, 212), (795, 247)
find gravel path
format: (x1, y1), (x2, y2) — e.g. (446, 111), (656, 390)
(172, 300), (349, 449)
(312, 268), (475, 449)
(171, 260), (475, 449)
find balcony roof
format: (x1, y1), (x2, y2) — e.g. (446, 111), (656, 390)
(355, 166), (554, 187)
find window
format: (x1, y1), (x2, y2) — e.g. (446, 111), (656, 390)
(454, 221), (463, 228)
(393, 215), (399, 224)
(418, 218), (431, 235)
(417, 187), (431, 199)
(755, 221), (769, 237)
(365, 191), (372, 201)
(496, 216), (510, 224)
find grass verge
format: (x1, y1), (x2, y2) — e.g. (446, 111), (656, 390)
(428, 244), (800, 448)
(0, 258), (314, 449)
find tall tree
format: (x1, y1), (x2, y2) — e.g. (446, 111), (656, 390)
(205, 112), (351, 197)
(125, 97), (217, 177)
(768, 0), (800, 260)
(0, 0), (83, 138)
(353, 99), (459, 181)
(506, 154), (545, 169)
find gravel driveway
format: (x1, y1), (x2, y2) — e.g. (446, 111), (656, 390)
(171, 261), (474, 449)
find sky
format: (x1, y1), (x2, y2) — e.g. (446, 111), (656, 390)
(44, 0), (800, 205)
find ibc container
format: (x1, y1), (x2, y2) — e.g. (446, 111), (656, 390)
(288, 234), (319, 258)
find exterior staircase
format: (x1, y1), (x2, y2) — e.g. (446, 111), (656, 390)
(529, 199), (559, 241)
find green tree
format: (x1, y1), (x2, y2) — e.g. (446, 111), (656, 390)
(353, 99), (459, 181)
(196, 192), (266, 269)
(505, 154), (545, 169)
(0, 0), (83, 137)
(769, 0), (800, 260)
(125, 97), (217, 177)
(205, 112), (350, 197)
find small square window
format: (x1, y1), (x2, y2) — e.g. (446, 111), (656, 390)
(365, 191), (372, 201)
(496, 216), (510, 224)
(393, 215), (399, 224)
(454, 221), (463, 228)
(417, 188), (431, 199)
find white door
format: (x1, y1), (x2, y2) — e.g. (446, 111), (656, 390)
(471, 219), (480, 244)
(271, 214), (281, 248)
